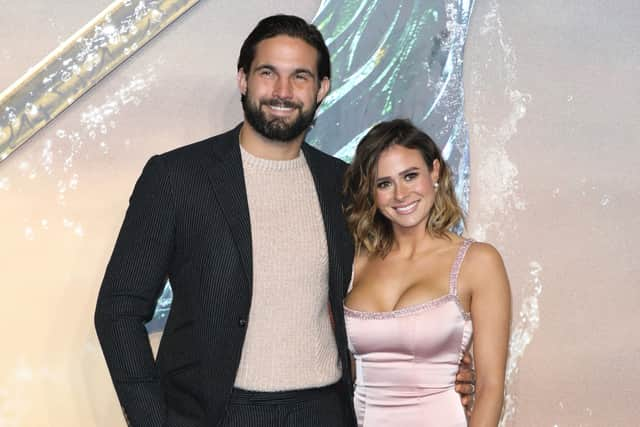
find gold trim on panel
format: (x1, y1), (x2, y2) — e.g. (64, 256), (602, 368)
(0, 0), (200, 162)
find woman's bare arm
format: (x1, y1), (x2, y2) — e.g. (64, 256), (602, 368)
(466, 243), (511, 427)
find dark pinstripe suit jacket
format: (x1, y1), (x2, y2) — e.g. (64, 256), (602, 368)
(95, 124), (356, 427)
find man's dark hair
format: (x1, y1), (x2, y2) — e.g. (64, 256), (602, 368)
(237, 14), (331, 82)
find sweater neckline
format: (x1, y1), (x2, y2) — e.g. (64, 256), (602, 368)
(239, 143), (306, 171)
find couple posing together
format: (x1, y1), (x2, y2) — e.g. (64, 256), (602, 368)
(95, 14), (510, 427)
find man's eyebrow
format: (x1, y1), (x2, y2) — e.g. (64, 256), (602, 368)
(253, 64), (276, 72)
(293, 68), (315, 77)
(252, 64), (316, 78)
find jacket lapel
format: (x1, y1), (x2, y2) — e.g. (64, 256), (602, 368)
(199, 124), (253, 283)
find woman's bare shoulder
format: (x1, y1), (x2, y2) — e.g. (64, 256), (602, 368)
(466, 240), (502, 260)
(463, 241), (508, 286)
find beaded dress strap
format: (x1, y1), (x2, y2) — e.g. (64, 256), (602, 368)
(449, 239), (474, 296)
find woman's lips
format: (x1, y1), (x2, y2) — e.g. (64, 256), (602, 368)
(393, 200), (418, 214)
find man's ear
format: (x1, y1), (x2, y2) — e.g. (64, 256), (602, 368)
(237, 68), (248, 96)
(316, 77), (330, 104)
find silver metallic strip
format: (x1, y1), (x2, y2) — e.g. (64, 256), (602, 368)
(0, 0), (200, 162)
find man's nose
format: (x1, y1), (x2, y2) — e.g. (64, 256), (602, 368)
(273, 77), (293, 99)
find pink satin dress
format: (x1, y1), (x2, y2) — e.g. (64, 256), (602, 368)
(344, 239), (473, 427)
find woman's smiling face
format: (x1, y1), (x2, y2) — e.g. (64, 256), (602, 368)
(373, 144), (440, 231)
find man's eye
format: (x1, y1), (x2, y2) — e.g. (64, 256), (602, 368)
(260, 70), (273, 76)
(295, 73), (309, 81)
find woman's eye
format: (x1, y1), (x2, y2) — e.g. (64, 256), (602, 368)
(404, 172), (418, 181)
(377, 181), (391, 189)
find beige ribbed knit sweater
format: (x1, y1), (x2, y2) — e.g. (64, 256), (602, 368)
(233, 145), (341, 391)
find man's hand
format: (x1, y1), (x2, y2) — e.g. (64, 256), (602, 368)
(455, 351), (476, 417)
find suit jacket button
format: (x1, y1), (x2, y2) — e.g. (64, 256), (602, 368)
(238, 318), (247, 327)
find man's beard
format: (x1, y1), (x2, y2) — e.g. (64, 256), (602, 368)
(241, 92), (317, 142)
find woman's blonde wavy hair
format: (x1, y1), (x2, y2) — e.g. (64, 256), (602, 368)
(343, 119), (464, 257)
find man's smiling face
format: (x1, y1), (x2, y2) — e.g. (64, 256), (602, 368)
(238, 35), (329, 142)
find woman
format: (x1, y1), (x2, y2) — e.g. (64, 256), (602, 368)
(343, 119), (511, 426)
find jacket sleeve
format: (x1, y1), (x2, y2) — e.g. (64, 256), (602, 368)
(94, 155), (176, 427)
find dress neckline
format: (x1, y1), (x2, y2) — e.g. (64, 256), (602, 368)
(343, 239), (473, 320)
(344, 293), (471, 320)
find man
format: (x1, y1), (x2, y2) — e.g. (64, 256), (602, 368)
(95, 14), (474, 427)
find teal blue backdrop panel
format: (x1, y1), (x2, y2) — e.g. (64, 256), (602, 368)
(309, 0), (472, 203)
